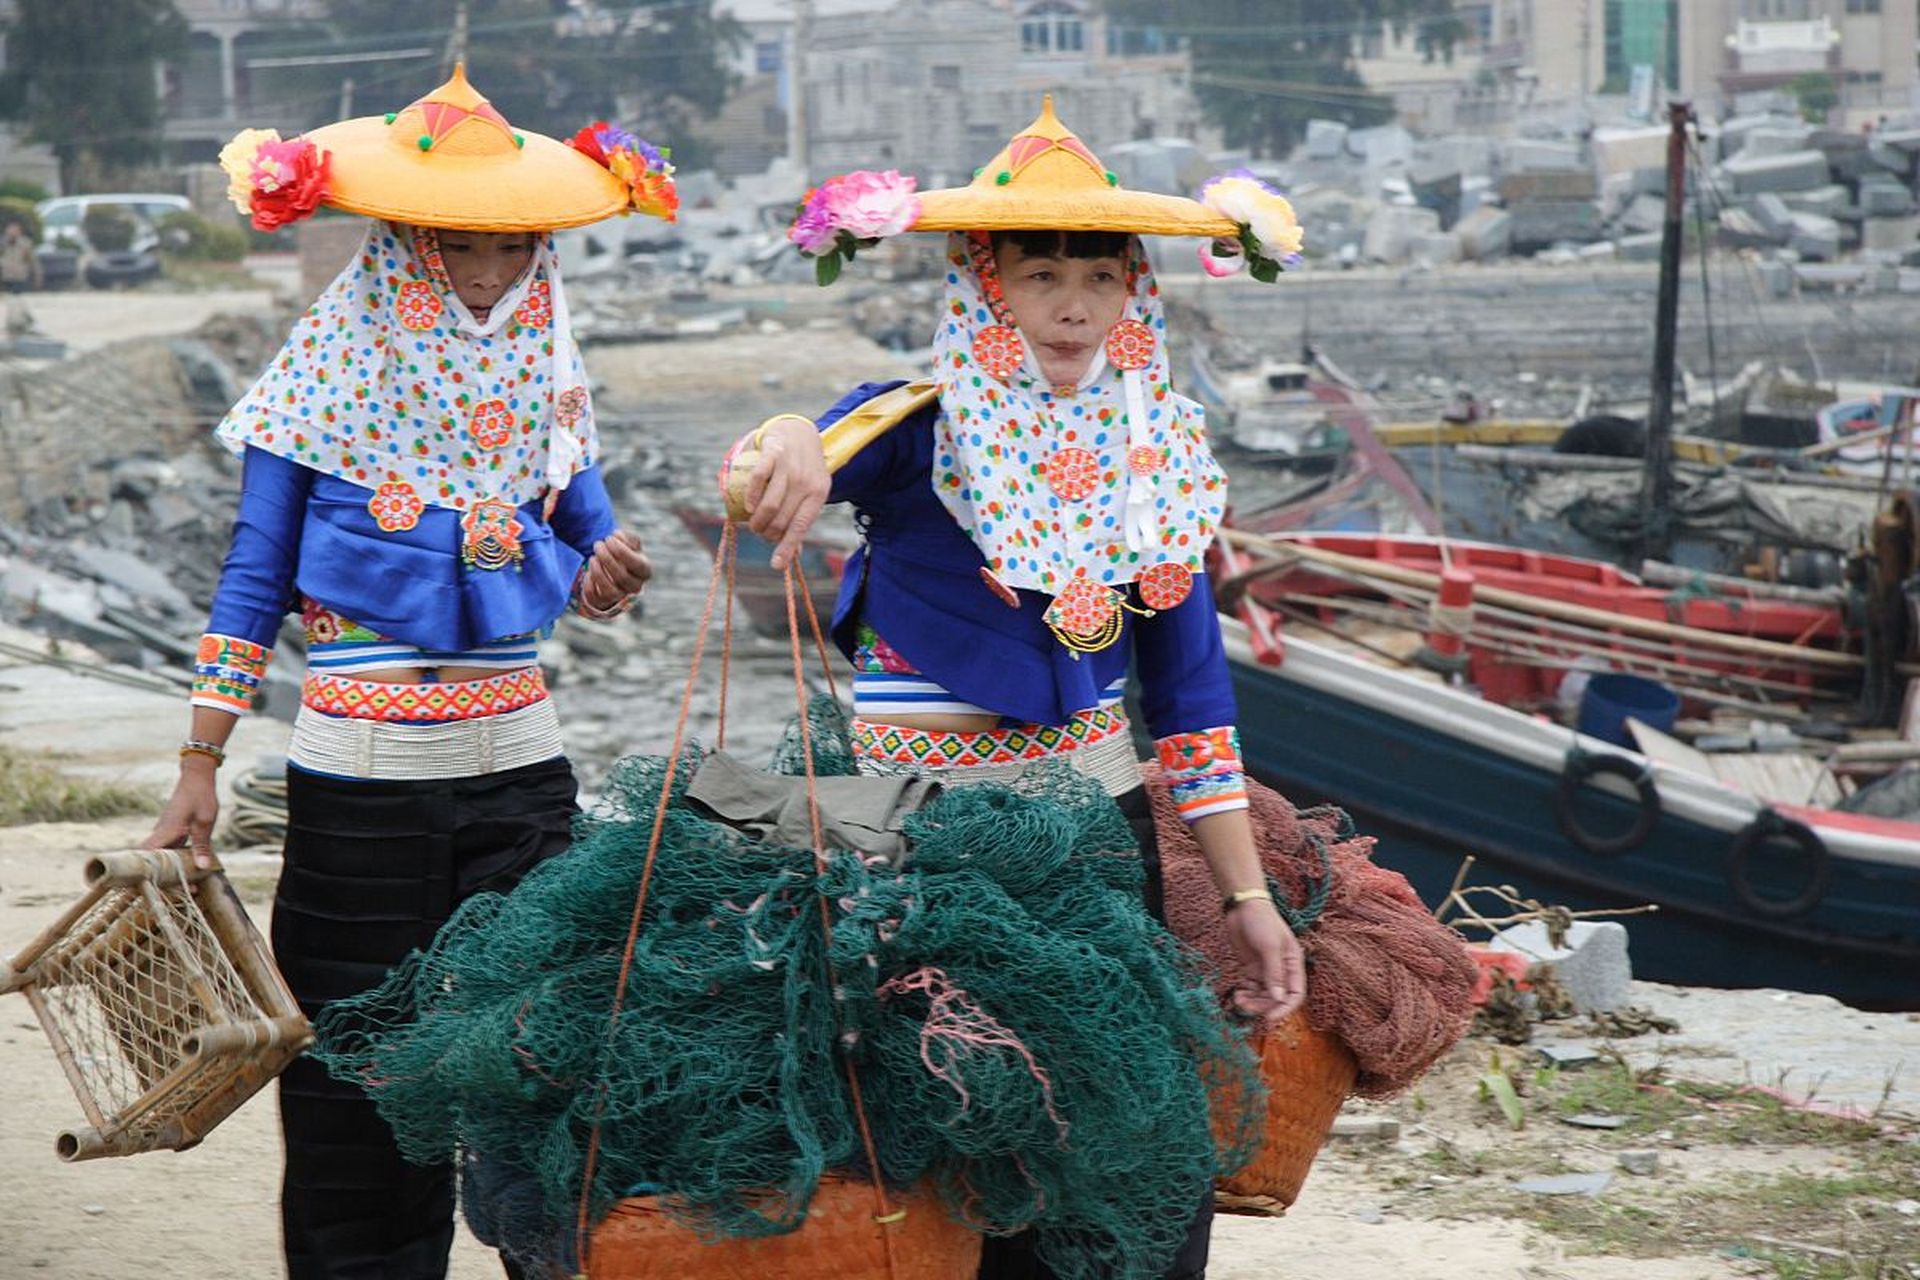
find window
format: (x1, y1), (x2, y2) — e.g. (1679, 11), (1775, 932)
(1022, 20), (1050, 52)
(1845, 0), (1881, 13)
(931, 64), (960, 91)
(754, 40), (782, 74)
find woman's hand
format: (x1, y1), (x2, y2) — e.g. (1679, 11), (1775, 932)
(140, 757), (221, 870)
(1222, 897), (1307, 1025)
(740, 417), (830, 571)
(582, 529), (652, 612)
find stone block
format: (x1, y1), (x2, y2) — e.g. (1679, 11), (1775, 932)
(1619, 194), (1665, 234)
(1616, 1150), (1660, 1176)
(1747, 192), (1793, 238)
(1789, 211), (1843, 261)
(1488, 920), (1632, 1014)
(1454, 205), (1512, 260)
(1780, 184), (1851, 218)
(1304, 118), (1349, 160)
(1740, 123), (1816, 158)
(1502, 138), (1583, 173)
(1408, 230), (1461, 265)
(1863, 214), (1920, 255)
(1615, 232), (1663, 262)
(1501, 169), (1598, 202)
(1590, 124), (1668, 179)
(1507, 200), (1603, 251)
(1362, 205), (1439, 263)
(1722, 149), (1833, 195)
(1859, 179), (1915, 217)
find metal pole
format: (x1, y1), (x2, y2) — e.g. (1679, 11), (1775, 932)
(1638, 99), (1692, 567)
(790, 0), (812, 180)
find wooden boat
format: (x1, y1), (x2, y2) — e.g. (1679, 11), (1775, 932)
(1212, 528), (1920, 1010)
(672, 505), (848, 639)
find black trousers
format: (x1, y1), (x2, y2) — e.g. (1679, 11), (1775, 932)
(274, 758), (578, 1280)
(976, 783), (1213, 1280)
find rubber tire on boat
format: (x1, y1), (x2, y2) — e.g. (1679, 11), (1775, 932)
(1726, 810), (1830, 921)
(1555, 751), (1660, 856)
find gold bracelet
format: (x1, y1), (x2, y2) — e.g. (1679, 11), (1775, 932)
(179, 740), (226, 767)
(1221, 887), (1273, 913)
(754, 413), (814, 446)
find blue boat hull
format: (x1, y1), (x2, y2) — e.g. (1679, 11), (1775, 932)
(1229, 654), (1920, 1010)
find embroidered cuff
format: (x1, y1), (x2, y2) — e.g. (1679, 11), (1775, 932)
(191, 633), (271, 715)
(1156, 726), (1250, 823)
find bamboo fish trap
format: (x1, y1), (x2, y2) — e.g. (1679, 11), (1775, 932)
(0, 850), (310, 1161)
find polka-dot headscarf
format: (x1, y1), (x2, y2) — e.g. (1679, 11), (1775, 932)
(929, 232), (1227, 602)
(215, 220), (595, 510)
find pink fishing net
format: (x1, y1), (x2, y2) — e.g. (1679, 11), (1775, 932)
(1146, 766), (1477, 1098)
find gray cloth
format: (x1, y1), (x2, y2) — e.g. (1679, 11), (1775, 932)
(682, 751), (941, 862)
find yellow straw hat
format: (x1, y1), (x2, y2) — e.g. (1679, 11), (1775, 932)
(910, 96), (1235, 238)
(221, 65), (676, 233)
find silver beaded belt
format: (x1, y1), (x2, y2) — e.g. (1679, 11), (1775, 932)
(287, 698), (565, 781)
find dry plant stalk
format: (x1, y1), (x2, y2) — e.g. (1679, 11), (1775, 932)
(1434, 855), (1658, 948)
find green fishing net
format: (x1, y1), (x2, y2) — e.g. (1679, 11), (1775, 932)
(312, 696), (1260, 1280)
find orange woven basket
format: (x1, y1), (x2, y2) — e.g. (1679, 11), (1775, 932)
(587, 1173), (982, 1279)
(1215, 1011), (1358, 1206)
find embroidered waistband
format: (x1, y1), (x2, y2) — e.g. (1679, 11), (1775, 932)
(850, 703), (1127, 768)
(301, 667), (548, 722)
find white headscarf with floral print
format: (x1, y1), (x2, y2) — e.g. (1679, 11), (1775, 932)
(215, 220), (594, 510)
(928, 231), (1227, 609)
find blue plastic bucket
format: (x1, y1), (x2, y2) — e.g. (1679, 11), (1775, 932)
(1575, 673), (1680, 748)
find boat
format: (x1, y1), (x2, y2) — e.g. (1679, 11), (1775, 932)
(1211, 527), (1920, 1010)
(672, 505), (848, 639)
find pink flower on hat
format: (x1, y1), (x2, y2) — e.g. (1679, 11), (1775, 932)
(788, 171), (920, 254)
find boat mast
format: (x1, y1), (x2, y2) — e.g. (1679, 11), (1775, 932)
(1637, 99), (1693, 568)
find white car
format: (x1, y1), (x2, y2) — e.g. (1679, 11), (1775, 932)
(35, 193), (190, 254)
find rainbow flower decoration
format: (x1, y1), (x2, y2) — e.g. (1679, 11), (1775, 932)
(219, 128), (332, 232)
(567, 121), (678, 222)
(788, 169), (921, 286)
(1196, 170), (1305, 283)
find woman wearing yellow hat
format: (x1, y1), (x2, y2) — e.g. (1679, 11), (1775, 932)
(730, 99), (1308, 1280)
(137, 67), (672, 1280)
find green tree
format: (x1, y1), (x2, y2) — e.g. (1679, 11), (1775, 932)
(0, 0), (187, 191)
(1103, 0), (1464, 158)
(246, 1), (742, 168)
(1789, 71), (1838, 125)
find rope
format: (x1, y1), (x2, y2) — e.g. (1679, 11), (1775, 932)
(574, 520), (734, 1270)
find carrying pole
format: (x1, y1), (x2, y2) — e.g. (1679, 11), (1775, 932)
(1637, 100), (1692, 566)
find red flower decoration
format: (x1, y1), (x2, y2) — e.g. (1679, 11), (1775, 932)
(972, 324), (1025, 382)
(1045, 576), (1119, 640)
(514, 281), (552, 330)
(1128, 444), (1164, 477)
(249, 140), (331, 232)
(1104, 318), (1156, 371)
(1137, 562), (1194, 610)
(555, 386), (589, 430)
(468, 399), (516, 451)
(367, 481), (424, 533)
(1044, 447), (1100, 502)
(395, 281), (443, 331)
(567, 123), (609, 165)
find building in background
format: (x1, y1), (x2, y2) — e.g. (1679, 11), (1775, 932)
(164, 0), (337, 160)
(790, 0), (1207, 189)
(1477, 0), (1916, 123)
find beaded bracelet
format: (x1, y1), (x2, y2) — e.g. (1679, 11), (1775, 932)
(179, 739), (227, 767)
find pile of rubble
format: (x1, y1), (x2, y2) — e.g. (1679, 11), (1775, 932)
(1280, 92), (1920, 287)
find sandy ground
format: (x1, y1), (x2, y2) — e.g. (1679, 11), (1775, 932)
(5, 657), (1910, 1278)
